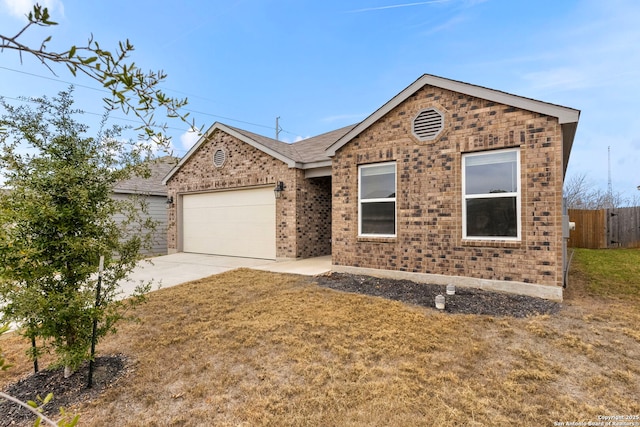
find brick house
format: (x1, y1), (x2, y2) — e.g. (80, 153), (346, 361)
(163, 74), (580, 301)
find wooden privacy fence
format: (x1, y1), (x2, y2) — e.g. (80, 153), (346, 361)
(568, 207), (640, 249)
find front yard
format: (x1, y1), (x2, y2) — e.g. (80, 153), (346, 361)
(1, 249), (639, 426)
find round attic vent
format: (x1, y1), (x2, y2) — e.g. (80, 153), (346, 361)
(213, 149), (226, 168)
(413, 108), (444, 141)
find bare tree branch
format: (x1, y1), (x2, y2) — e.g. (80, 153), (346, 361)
(564, 172), (639, 209)
(0, 4), (199, 148)
(0, 392), (58, 427)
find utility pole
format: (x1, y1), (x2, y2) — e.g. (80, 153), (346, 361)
(275, 116), (282, 141)
(608, 146), (613, 208)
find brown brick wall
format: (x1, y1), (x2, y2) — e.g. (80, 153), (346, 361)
(166, 129), (331, 259)
(332, 85), (565, 289)
(296, 175), (332, 257)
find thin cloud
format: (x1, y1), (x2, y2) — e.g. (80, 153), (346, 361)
(179, 127), (201, 151)
(346, 0), (450, 13)
(2, 0), (65, 19)
(419, 14), (466, 35)
(281, 135), (311, 143)
(521, 7), (640, 96)
(522, 67), (593, 93)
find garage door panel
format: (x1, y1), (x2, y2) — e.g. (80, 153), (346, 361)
(189, 189), (273, 207)
(182, 188), (276, 259)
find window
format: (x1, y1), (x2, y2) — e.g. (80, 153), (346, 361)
(359, 162), (396, 236)
(462, 149), (520, 240)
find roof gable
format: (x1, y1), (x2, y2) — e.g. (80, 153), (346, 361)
(162, 122), (302, 184)
(324, 74), (580, 173)
(163, 122), (357, 184)
(225, 124), (301, 165)
(164, 74), (581, 184)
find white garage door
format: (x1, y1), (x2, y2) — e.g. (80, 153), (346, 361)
(182, 187), (276, 259)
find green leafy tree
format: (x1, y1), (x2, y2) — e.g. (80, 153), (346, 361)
(0, 3), (197, 146)
(0, 88), (151, 377)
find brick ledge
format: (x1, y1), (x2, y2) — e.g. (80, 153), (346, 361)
(356, 237), (397, 243)
(331, 264), (563, 301)
(461, 239), (522, 249)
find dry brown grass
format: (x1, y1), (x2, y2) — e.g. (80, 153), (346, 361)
(2, 265), (639, 426)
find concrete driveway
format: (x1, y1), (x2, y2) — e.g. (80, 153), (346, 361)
(119, 253), (331, 297)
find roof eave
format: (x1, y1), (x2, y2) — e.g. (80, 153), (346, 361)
(325, 77), (426, 157)
(162, 122), (298, 185)
(326, 74), (581, 157)
(562, 121), (579, 178)
(222, 124), (298, 167)
(162, 123), (218, 185)
(301, 160), (332, 170)
(113, 189), (167, 197)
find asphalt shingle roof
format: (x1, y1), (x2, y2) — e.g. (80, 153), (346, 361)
(226, 123), (357, 165)
(292, 124), (358, 163)
(225, 125), (301, 161)
(114, 156), (178, 196)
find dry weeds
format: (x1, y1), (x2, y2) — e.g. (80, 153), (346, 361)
(2, 265), (639, 426)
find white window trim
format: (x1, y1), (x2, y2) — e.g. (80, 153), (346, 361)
(462, 148), (521, 241)
(358, 162), (397, 238)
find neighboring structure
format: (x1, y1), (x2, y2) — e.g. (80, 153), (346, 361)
(163, 74), (580, 300)
(114, 156), (177, 255)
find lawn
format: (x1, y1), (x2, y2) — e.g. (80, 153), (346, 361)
(570, 248), (640, 298)
(1, 249), (639, 426)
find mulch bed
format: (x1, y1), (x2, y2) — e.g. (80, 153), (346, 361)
(0, 355), (128, 427)
(314, 272), (562, 318)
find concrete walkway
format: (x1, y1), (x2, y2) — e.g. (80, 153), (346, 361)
(119, 253), (332, 297)
(251, 255), (332, 275)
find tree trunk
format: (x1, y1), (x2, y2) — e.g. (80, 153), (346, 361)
(31, 335), (38, 373)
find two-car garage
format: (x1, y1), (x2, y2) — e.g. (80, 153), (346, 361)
(181, 187), (276, 260)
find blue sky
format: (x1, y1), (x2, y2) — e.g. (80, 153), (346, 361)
(1, 0), (639, 196)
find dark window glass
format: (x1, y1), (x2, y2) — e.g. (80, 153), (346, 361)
(361, 202), (396, 235)
(465, 197), (517, 237)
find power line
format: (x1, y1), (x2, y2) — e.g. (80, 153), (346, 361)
(0, 94), (188, 133)
(0, 66), (106, 94)
(0, 65), (299, 136)
(0, 94), (195, 155)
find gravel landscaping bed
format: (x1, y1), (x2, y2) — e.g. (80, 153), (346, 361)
(314, 272), (562, 318)
(0, 355), (128, 426)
